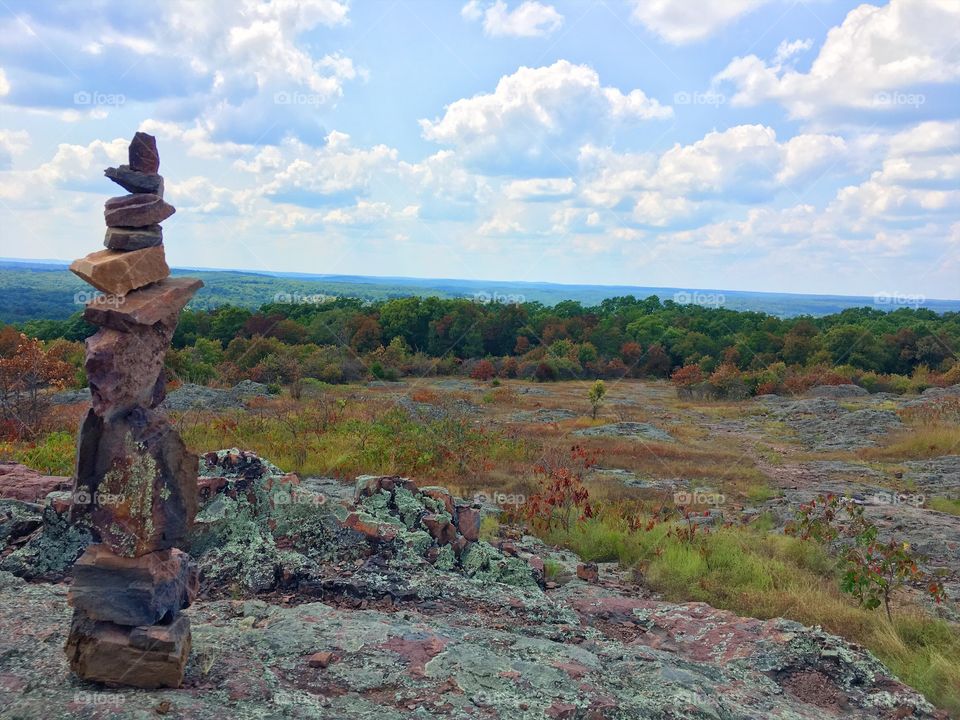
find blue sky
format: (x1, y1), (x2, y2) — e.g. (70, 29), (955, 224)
(0, 0), (958, 298)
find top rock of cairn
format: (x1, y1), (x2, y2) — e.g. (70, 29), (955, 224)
(71, 131), (176, 294)
(129, 131), (160, 173)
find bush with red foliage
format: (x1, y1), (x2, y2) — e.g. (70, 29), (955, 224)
(524, 445), (596, 532)
(470, 359), (496, 381)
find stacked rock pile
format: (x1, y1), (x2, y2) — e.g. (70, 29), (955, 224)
(63, 132), (202, 688)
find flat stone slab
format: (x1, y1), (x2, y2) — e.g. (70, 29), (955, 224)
(69, 544), (198, 627)
(84, 277), (203, 331)
(70, 246), (169, 296)
(104, 224), (163, 251)
(104, 165), (164, 196)
(104, 193), (175, 228)
(65, 612), (190, 689)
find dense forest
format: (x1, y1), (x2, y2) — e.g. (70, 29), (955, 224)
(13, 294), (960, 399)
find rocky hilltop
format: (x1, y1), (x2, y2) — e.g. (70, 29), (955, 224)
(0, 449), (946, 719)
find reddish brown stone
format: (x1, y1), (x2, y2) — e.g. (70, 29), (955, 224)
(85, 324), (173, 416)
(70, 246), (169, 296)
(84, 278), (203, 332)
(576, 562), (599, 584)
(307, 651), (334, 668)
(104, 194), (175, 228)
(129, 132), (160, 173)
(69, 544), (198, 626)
(0, 462), (70, 502)
(421, 486), (454, 514)
(71, 406), (198, 557)
(65, 613), (190, 689)
(422, 513), (457, 545)
(455, 505), (481, 541)
(343, 512), (398, 542)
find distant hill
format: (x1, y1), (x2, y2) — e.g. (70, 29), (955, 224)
(1, 258), (958, 324)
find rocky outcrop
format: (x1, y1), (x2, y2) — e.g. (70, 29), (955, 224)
(64, 132), (201, 689)
(0, 563), (943, 718)
(0, 462), (70, 502)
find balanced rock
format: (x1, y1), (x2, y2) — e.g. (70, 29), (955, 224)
(84, 278), (203, 332)
(72, 406), (198, 557)
(104, 224), (162, 251)
(85, 324), (173, 415)
(70, 246), (169, 296)
(104, 165), (164, 196)
(129, 132), (160, 174)
(104, 193), (175, 228)
(69, 544), (198, 626)
(65, 613), (190, 689)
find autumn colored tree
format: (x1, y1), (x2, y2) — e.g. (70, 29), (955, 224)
(0, 333), (73, 439)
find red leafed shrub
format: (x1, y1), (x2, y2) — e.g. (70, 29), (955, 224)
(670, 364), (703, 387)
(0, 334), (73, 440)
(470, 359), (496, 381)
(524, 445), (596, 532)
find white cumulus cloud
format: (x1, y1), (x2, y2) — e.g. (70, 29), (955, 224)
(629, 0), (772, 44)
(462, 0), (564, 37)
(714, 0), (960, 118)
(420, 60), (671, 174)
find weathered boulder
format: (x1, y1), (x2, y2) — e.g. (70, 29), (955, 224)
(68, 544), (198, 626)
(454, 504), (481, 541)
(64, 613), (190, 689)
(104, 224), (162, 251)
(103, 193), (175, 228)
(128, 131), (160, 174)
(84, 324), (173, 416)
(83, 277), (203, 332)
(70, 246), (169, 296)
(104, 165), (164, 196)
(71, 407), (198, 557)
(0, 462), (70, 502)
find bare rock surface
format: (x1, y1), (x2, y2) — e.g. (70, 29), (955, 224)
(0, 462), (70, 502)
(573, 421), (674, 442)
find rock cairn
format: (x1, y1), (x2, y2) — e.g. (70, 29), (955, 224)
(64, 132), (202, 689)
